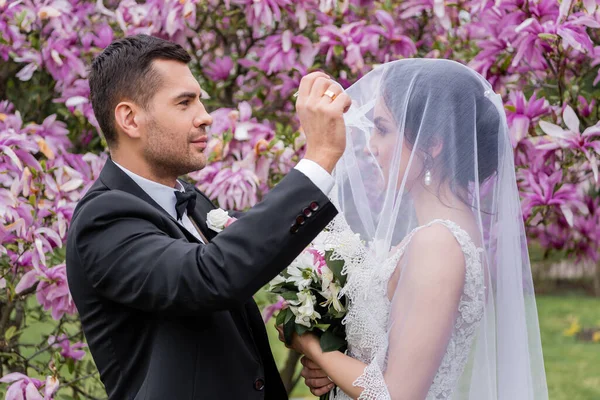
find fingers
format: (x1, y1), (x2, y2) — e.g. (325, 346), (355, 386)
(301, 367), (328, 380)
(306, 377), (334, 389)
(300, 356), (322, 370)
(319, 82), (344, 106)
(301, 365), (323, 378)
(331, 91), (352, 113)
(309, 76), (334, 100)
(298, 72), (330, 100)
(311, 383), (334, 397)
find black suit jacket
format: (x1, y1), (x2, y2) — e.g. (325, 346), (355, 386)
(66, 159), (337, 400)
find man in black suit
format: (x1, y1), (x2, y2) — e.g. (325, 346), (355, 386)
(65, 34), (351, 400)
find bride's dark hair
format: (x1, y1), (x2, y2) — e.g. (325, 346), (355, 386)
(381, 59), (502, 206)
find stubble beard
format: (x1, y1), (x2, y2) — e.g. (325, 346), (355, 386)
(144, 120), (207, 180)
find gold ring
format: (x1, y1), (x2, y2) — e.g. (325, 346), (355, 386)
(324, 90), (337, 101)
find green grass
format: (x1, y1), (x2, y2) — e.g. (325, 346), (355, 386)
(536, 295), (600, 400)
(5, 295), (599, 399)
(267, 295), (600, 400)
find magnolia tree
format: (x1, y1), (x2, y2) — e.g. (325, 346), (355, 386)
(1, 0), (600, 397)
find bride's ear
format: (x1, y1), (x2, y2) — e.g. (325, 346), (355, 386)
(429, 138), (443, 160)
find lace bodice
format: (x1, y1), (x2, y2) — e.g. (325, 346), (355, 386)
(327, 217), (486, 400)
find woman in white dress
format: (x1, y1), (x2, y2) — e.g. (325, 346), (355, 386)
(279, 59), (549, 400)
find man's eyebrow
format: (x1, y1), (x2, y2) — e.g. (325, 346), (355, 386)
(172, 91), (199, 101)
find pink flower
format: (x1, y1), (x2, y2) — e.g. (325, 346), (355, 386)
(306, 248), (327, 274)
(262, 296), (286, 323)
(519, 169), (583, 225)
(505, 91), (550, 146)
(511, 18), (554, 71)
(577, 95), (596, 118)
(317, 22), (380, 73)
(17, 264), (77, 320)
(538, 105), (600, 182)
(48, 334), (87, 361)
(0, 372), (44, 400)
(557, 15), (599, 54)
(38, 264), (77, 320)
(372, 10), (417, 61)
(258, 30), (317, 75)
(204, 56), (234, 80)
(200, 159), (260, 210)
(232, 0), (292, 32)
(40, 37), (87, 84)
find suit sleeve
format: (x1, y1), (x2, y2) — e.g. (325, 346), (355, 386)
(72, 169), (337, 314)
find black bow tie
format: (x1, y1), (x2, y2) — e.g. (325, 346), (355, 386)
(175, 190), (197, 220)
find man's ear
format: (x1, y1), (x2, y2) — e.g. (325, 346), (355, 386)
(114, 101), (143, 140)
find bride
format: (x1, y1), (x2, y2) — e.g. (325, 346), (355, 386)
(278, 59), (549, 399)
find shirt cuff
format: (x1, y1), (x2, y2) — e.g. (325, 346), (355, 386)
(294, 159), (335, 196)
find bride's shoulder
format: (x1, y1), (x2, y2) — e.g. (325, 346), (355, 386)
(405, 224), (466, 273)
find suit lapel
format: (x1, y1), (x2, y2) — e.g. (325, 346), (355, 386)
(99, 159), (202, 244)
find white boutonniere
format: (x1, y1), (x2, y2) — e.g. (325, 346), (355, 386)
(206, 208), (237, 233)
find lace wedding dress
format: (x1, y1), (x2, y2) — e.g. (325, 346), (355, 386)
(325, 216), (486, 400)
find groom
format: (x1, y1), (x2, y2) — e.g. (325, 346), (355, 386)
(66, 34), (350, 400)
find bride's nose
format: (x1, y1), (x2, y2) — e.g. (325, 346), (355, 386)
(366, 137), (378, 156)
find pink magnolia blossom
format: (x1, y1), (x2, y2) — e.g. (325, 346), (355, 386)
(538, 105), (600, 182)
(557, 15), (599, 54)
(232, 0), (292, 32)
(505, 91), (550, 146)
(204, 56), (234, 80)
(577, 95), (596, 118)
(199, 155), (260, 210)
(40, 37), (87, 84)
(258, 30), (317, 75)
(519, 169), (583, 225)
(0, 372), (44, 400)
(17, 264), (77, 320)
(48, 334), (87, 361)
(372, 10), (417, 61)
(317, 22), (380, 73)
(511, 18), (554, 71)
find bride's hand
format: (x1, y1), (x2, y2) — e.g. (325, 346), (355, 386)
(275, 324), (321, 356)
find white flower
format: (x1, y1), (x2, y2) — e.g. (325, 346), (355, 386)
(319, 265), (334, 291)
(268, 274), (286, 291)
(289, 291), (321, 327)
(320, 283), (345, 313)
(286, 265), (314, 291)
(311, 231), (335, 253)
(206, 208), (230, 232)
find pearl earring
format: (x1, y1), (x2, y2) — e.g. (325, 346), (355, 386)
(423, 155), (433, 186)
(424, 169), (432, 186)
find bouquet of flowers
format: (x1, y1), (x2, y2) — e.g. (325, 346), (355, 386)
(207, 209), (348, 399)
(268, 230), (348, 354)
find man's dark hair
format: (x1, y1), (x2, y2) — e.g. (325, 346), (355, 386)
(89, 34), (191, 147)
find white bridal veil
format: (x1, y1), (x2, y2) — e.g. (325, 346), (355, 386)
(327, 59), (548, 399)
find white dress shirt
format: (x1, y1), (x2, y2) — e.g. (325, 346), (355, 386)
(113, 159), (334, 243)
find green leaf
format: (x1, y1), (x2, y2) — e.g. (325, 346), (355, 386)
(4, 326), (17, 341)
(296, 324), (309, 336)
(67, 357), (75, 374)
(320, 329), (347, 352)
(281, 292), (298, 301)
(275, 309), (288, 326)
(284, 309), (294, 324)
(283, 319), (295, 346)
(325, 251), (346, 286)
